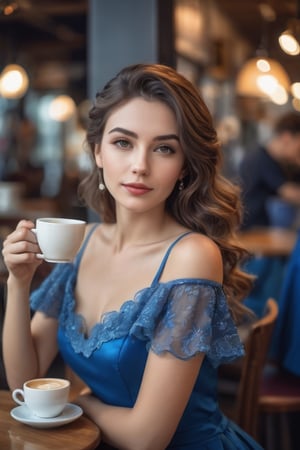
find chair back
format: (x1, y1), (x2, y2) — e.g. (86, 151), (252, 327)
(235, 298), (278, 438)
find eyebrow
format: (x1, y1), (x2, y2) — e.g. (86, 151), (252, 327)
(108, 127), (179, 142)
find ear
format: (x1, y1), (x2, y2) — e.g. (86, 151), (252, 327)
(94, 143), (103, 168)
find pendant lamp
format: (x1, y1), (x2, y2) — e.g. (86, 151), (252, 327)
(236, 55), (290, 102)
(49, 95), (76, 122)
(236, 3), (290, 104)
(278, 0), (300, 56)
(0, 64), (29, 99)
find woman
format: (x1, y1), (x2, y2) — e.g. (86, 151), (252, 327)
(2, 64), (262, 449)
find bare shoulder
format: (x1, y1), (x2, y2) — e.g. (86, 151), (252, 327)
(162, 232), (223, 283)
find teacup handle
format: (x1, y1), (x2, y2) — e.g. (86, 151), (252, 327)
(31, 228), (44, 260)
(12, 388), (26, 406)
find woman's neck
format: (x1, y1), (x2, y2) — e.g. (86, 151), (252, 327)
(109, 210), (184, 252)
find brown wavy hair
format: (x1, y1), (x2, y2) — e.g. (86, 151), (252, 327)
(78, 63), (253, 321)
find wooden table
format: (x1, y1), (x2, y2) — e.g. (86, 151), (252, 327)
(236, 227), (298, 257)
(0, 390), (101, 450)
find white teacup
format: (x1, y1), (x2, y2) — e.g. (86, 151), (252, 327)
(33, 217), (86, 263)
(12, 378), (70, 418)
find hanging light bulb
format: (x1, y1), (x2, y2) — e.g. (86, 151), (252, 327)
(256, 74), (279, 96)
(291, 82), (300, 99)
(236, 3), (290, 103)
(279, 11), (300, 56)
(279, 27), (300, 55)
(236, 56), (290, 101)
(269, 85), (289, 105)
(0, 64), (29, 99)
(49, 95), (76, 122)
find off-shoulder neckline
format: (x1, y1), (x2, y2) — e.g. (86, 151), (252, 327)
(62, 277), (224, 357)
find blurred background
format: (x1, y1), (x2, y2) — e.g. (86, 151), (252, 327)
(1, 3), (300, 447)
(1, 0), (300, 220)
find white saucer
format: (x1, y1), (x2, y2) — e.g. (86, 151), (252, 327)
(10, 403), (83, 429)
(44, 258), (72, 264)
(36, 254), (72, 264)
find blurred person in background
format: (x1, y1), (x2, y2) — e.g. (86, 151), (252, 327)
(238, 112), (300, 230)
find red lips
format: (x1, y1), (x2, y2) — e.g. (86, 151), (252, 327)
(122, 183), (152, 195)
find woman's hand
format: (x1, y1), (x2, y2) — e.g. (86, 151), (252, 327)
(2, 219), (42, 284)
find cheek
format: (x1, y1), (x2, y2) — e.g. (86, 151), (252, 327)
(101, 155), (123, 183)
(159, 164), (182, 188)
(97, 147), (117, 171)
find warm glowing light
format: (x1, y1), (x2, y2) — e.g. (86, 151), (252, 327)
(3, 2), (18, 15)
(255, 75), (288, 104)
(256, 59), (270, 72)
(49, 95), (76, 122)
(256, 75), (278, 95)
(269, 85), (288, 105)
(0, 64), (29, 99)
(291, 82), (300, 99)
(236, 56), (291, 99)
(292, 98), (300, 111)
(279, 30), (300, 56)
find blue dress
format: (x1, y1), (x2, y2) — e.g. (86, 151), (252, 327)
(269, 230), (300, 376)
(30, 228), (263, 449)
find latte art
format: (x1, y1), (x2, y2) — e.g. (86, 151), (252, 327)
(27, 379), (68, 390)
(33, 381), (64, 390)
(12, 377), (70, 418)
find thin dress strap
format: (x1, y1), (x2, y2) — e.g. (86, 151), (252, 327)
(73, 223), (99, 269)
(151, 231), (193, 287)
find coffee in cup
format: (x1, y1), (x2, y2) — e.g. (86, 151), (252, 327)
(12, 377), (70, 418)
(33, 217), (86, 263)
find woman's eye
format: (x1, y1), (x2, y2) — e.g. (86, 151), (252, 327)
(115, 139), (130, 149)
(156, 145), (175, 154)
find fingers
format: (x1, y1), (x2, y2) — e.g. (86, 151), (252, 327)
(5, 220), (35, 242)
(2, 219), (41, 268)
(12, 220), (35, 237)
(4, 221), (36, 247)
(16, 219), (35, 230)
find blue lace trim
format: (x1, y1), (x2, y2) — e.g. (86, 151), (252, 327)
(30, 263), (244, 366)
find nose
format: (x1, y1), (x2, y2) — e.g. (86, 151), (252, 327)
(131, 149), (149, 175)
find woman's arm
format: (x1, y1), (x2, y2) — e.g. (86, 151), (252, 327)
(77, 351), (204, 450)
(2, 220), (58, 389)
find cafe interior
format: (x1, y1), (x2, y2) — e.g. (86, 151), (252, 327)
(1, 0), (300, 449)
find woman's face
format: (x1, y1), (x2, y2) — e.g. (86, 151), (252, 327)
(95, 97), (185, 214)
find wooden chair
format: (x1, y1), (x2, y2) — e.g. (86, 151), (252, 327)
(219, 297), (300, 449)
(235, 298), (279, 439)
(218, 298), (278, 439)
(258, 363), (300, 450)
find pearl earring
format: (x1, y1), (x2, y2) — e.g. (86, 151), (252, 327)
(98, 170), (106, 191)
